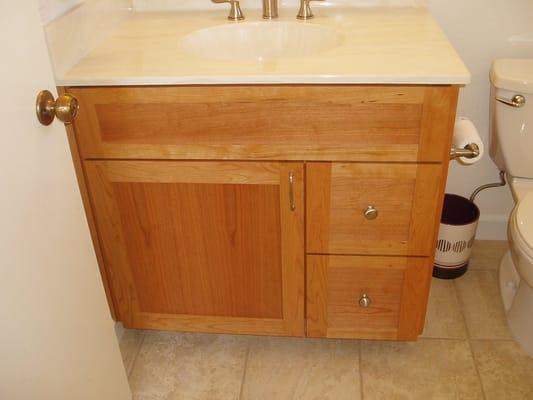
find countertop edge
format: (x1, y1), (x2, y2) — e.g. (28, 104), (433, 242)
(56, 75), (471, 87)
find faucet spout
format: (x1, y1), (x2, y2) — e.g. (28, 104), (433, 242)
(262, 0), (278, 19)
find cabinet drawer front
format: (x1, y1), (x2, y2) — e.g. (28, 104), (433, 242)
(68, 85), (457, 162)
(307, 162), (445, 256)
(306, 255), (432, 340)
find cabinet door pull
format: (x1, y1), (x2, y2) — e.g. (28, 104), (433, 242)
(289, 172), (296, 211)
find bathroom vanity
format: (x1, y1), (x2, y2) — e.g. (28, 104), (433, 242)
(54, 8), (469, 341)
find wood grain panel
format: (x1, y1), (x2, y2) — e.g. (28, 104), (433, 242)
(307, 162), (443, 256)
(66, 85), (445, 162)
(397, 257), (434, 340)
(99, 160), (281, 185)
(418, 86), (460, 162)
(59, 88), (118, 320)
(306, 255), (432, 340)
(85, 160), (305, 336)
(307, 255), (405, 339)
(137, 313), (286, 337)
(113, 181), (283, 318)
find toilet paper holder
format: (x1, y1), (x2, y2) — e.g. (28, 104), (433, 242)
(450, 143), (480, 160)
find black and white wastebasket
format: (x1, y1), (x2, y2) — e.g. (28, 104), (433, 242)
(433, 194), (480, 279)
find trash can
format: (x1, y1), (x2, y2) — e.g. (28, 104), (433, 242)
(433, 194), (480, 279)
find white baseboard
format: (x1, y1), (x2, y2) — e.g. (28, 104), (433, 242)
(476, 214), (508, 240)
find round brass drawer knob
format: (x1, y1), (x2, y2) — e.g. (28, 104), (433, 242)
(359, 293), (371, 308)
(364, 206), (378, 220)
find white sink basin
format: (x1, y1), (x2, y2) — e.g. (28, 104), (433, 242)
(181, 22), (342, 61)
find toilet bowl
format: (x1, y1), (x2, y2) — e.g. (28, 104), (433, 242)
(500, 192), (533, 357)
(490, 59), (533, 357)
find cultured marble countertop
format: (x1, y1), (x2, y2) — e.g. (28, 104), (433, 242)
(56, 8), (471, 86)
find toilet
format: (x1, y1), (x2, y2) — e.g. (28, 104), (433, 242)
(490, 59), (533, 357)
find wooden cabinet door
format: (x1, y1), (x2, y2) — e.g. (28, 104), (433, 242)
(307, 162), (445, 256)
(85, 161), (305, 337)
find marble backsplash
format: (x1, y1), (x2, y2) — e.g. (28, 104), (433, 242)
(133, 0), (426, 11)
(43, 0), (131, 78)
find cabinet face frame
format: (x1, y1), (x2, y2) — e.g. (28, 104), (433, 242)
(84, 160), (305, 337)
(66, 85), (458, 163)
(61, 84), (459, 340)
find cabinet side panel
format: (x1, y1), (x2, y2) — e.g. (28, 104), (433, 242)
(397, 257), (433, 340)
(418, 86), (460, 162)
(60, 87), (118, 320)
(407, 163), (447, 256)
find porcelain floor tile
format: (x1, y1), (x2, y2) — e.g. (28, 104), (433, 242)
(471, 340), (533, 400)
(129, 332), (248, 400)
(455, 270), (512, 339)
(119, 329), (145, 377)
(468, 240), (508, 271)
(360, 339), (483, 400)
(241, 336), (360, 400)
(422, 278), (468, 339)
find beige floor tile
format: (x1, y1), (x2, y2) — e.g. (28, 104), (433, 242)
(129, 332), (248, 400)
(361, 339), (483, 400)
(469, 240), (508, 271)
(241, 336), (360, 400)
(422, 278), (468, 339)
(455, 270), (512, 339)
(119, 329), (145, 376)
(471, 340), (533, 400)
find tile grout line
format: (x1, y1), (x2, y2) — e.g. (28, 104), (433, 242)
(358, 341), (364, 400)
(453, 279), (488, 400)
(237, 339), (251, 400)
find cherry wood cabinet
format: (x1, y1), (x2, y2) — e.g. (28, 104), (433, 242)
(307, 162), (444, 256)
(85, 160), (305, 336)
(307, 255), (432, 340)
(62, 84), (458, 341)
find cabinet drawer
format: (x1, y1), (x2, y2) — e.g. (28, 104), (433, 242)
(307, 162), (444, 256)
(306, 255), (432, 340)
(68, 85), (457, 162)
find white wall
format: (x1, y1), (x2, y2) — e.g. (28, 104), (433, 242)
(0, 2), (131, 399)
(132, 0), (426, 11)
(429, 0), (533, 239)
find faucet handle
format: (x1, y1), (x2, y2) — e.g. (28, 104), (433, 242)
(297, 0), (323, 20)
(211, 0), (244, 21)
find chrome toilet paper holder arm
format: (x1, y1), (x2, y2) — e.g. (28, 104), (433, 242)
(450, 143), (480, 160)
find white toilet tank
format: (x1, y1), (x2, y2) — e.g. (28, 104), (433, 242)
(490, 59), (533, 178)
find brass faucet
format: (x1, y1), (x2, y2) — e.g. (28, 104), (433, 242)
(211, 0), (244, 21)
(212, 0), (322, 21)
(262, 0), (278, 19)
(297, 0), (324, 20)
(211, 0), (278, 20)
